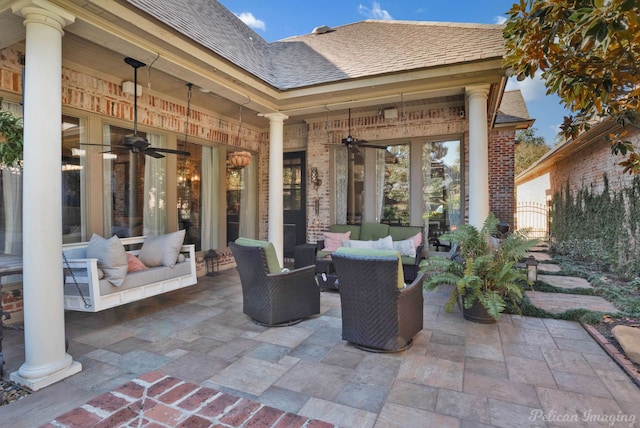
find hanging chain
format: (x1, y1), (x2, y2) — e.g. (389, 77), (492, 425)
(62, 252), (92, 309)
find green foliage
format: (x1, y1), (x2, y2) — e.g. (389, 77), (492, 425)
(0, 99), (24, 169)
(550, 174), (640, 278)
(515, 128), (551, 175)
(503, 0), (640, 174)
(420, 213), (539, 321)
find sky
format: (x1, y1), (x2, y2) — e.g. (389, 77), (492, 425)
(219, 0), (571, 146)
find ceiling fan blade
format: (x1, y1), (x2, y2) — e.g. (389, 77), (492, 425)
(143, 150), (165, 159)
(151, 147), (191, 156)
(357, 143), (387, 150)
(80, 143), (111, 147)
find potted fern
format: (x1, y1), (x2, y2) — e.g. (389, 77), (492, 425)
(0, 100), (24, 170)
(420, 213), (538, 323)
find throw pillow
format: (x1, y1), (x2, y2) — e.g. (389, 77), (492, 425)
(127, 253), (147, 272)
(322, 231), (351, 252)
(86, 234), (128, 287)
(393, 238), (416, 258)
(139, 230), (186, 268)
(373, 235), (394, 250)
(410, 232), (422, 248)
(343, 239), (374, 249)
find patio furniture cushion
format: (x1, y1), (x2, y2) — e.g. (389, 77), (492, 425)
(322, 231), (351, 252)
(360, 222), (390, 240)
(139, 229), (186, 268)
(335, 247), (404, 288)
(343, 235), (394, 251)
(393, 238), (416, 258)
(235, 237), (281, 273)
(86, 234), (128, 286)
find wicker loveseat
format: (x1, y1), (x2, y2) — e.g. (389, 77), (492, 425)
(295, 222), (424, 283)
(331, 248), (424, 352)
(230, 238), (320, 326)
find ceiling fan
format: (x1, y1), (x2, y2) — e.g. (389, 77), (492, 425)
(342, 108), (389, 153)
(82, 57), (190, 158)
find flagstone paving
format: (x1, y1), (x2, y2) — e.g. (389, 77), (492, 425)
(538, 274), (593, 289)
(525, 291), (620, 314)
(1, 268), (639, 427)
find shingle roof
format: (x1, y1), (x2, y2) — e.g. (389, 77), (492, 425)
(126, 0), (505, 90)
(495, 90), (533, 124)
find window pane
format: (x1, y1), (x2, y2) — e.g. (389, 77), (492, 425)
(347, 151), (364, 224)
(423, 140), (461, 240)
(382, 144), (410, 225)
(106, 125), (146, 237)
(177, 141), (202, 250)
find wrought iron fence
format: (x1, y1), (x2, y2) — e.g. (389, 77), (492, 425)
(516, 201), (549, 238)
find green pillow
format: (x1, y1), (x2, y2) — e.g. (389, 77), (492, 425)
(360, 222), (390, 240)
(335, 247), (405, 288)
(235, 237), (281, 273)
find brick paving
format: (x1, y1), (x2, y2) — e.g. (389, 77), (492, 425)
(42, 371), (335, 428)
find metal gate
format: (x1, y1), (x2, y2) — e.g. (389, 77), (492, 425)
(516, 202), (549, 238)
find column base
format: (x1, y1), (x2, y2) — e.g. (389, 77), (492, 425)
(11, 360), (82, 391)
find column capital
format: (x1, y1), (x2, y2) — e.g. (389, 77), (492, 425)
(259, 112), (289, 123)
(12, 0), (75, 34)
(465, 85), (490, 99)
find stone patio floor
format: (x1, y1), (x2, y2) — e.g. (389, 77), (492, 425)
(1, 267), (639, 427)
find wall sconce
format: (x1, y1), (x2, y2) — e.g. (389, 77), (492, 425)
(204, 249), (219, 276)
(525, 255), (538, 283)
(310, 167), (322, 189)
(228, 151), (252, 169)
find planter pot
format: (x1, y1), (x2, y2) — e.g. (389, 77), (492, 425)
(462, 297), (497, 324)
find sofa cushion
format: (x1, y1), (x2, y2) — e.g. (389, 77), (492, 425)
(360, 222), (390, 240)
(86, 234), (128, 287)
(335, 247), (405, 288)
(139, 230), (186, 268)
(388, 225), (423, 242)
(235, 237), (281, 273)
(393, 238), (416, 258)
(328, 224), (361, 240)
(322, 231), (351, 252)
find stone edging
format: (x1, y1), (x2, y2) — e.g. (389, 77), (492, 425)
(582, 323), (640, 388)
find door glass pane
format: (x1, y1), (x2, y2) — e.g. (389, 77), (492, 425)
(283, 157), (302, 210)
(177, 141), (202, 250)
(226, 161), (243, 243)
(423, 140), (461, 240)
(62, 115), (87, 243)
(382, 144), (410, 225)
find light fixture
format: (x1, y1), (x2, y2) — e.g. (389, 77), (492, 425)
(204, 249), (219, 275)
(310, 167), (322, 189)
(103, 153), (117, 160)
(121, 80), (142, 96)
(525, 256), (538, 283)
(71, 148), (86, 157)
(228, 151), (252, 169)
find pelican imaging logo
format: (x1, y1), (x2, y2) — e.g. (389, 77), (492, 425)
(529, 409), (636, 426)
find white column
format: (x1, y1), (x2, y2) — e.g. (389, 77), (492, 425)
(11, 1), (81, 391)
(260, 112), (288, 265)
(466, 86), (490, 229)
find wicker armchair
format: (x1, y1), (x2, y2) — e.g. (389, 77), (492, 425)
(332, 250), (424, 352)
(229, 241), (320, 326)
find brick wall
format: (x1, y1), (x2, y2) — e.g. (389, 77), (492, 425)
(489, 129), (517, 226)
(548, 128), (639, 197)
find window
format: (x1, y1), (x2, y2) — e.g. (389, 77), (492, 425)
(104, 125), (164, 238)
(382, 144), (410, 225)
(62, 115), (87, 243)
